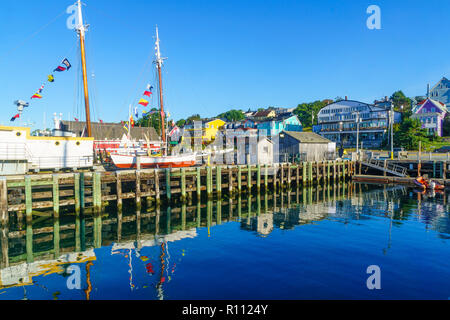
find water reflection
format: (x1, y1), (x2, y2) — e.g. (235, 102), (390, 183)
(0, 182), (449, 299)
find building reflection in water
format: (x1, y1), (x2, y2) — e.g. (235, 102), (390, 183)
(0, 182), (449, 297)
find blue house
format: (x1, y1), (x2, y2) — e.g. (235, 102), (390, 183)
(257, 113), (302, 136)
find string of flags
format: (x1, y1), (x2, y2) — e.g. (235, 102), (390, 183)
(11, 58), (72, 121)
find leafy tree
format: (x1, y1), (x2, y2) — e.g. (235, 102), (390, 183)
(136, 108), (161, 133)
(294, 100), (329, 128)
(176, 119), (186, 127)
(390, 90), (412, 114)
(393, 118), (428, 150)
(217, 109), (245, 122)
(443, 115), (450, 136)
(186, 114), (201, 124)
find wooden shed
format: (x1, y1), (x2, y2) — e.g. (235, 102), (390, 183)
(278, 131), (336, 162)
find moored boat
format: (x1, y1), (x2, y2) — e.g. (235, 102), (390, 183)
(110, 153), (196, 169)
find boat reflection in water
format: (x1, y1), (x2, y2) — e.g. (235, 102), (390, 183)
(0, 182), (449, 300)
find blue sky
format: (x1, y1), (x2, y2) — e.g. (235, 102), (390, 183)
(0, 0), (449, 129)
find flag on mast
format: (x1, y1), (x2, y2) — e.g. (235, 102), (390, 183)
(138, 99), (149, 107)
(10, 114), (20, 121)
(31, 93), (42, 99)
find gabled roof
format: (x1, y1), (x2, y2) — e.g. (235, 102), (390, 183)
(416, 98), (448, 114)
(253, 110), (275, 118)
(62, 121), (160, 140)
(282, 131), (332, 144)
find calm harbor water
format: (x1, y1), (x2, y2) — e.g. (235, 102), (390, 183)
(0, 183), (449, 300)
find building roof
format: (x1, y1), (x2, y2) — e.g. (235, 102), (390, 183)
(253, 110), (275, 118)
(62, 121), (160, 141)
(282, 131), (332, 144)
(416, 98), (448, 114)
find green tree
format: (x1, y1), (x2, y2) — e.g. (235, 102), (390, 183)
(136, 108), (162, 133)
(443, 115), (450, 136)
(186, 114), (201, 124)
(393, 118), (428, 150)
(217, 109), (245, 122)
(176, 119), (186, 127)
(293, 100), (329, 128)
(390, 90), (412, 114)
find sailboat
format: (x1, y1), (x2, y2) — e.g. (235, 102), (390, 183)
(0, 0), (94, 175)
(110, 28), (196, 169)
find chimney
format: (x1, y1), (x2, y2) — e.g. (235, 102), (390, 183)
(345, 96), (348, 100)
(427, 84), (430, 98)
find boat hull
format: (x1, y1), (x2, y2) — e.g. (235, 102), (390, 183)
(110, 154), (196, 169)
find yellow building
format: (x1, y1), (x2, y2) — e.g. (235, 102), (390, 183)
(185, 118), (226, 144)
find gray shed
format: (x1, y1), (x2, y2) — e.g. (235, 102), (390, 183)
(278, 131), (336, 162)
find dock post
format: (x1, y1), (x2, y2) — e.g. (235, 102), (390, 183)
(216, 166), (222, 198)
(196, 167), (201, 200)
(257, 164), (261, 193)
(154, 169), (160, 205)
(264, 164), (268, 191)
(342, 160), (346, 179)
(182, 204), (186, 230)
(166, 168), (172, 203)
(383, 160), (387, 177)
(93, 172), (102, 212)
(136, 156), (141, 171)
(308, 162), (313, 184)
(302, 162), (307, 185)
(181, 168), (187, 203)
(80, 173), (85, 214)
(280, 163), (284, 190)
(52, 174), (60, 218)
(296, 164), (300, 187)
(247, 164), (252, 193)
(333, 160), (336, 180)
(116, 172), (122, 212)
(74, 173), (80, 215)
(228, 166), (233, 195)
(25, 175), (32, 219)
(316, 161), (320, 183)
(206, 166), (212, 199)
(418, 141), (422, 177)
(327, 161), (331, 181)
(135, 169), (141, 210)
(238, 166), (242, 193)
(443, 161), (447, 179)
(0, 177), (7, 227)
(287, 163), (291, 190)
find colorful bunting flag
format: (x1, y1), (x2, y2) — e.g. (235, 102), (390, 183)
(54, 66), (66, 72)
(147, 84), (153, 91)
(74, 118), (79, 122)
(61, 58), (71, 70)
(31, 93), (42, 99)
(48, 75), (55, 82)
(138, 99), (149, 107)
(129, 116), (135, 128)
(10, 114), (20, 122)
(143, 91), (152, 97)
(123, 122), (130, 132)
(134, 107), (139, 118)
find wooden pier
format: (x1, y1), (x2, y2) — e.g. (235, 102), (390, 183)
(0, 160), (355, 224)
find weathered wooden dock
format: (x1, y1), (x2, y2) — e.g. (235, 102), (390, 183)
(0, 160), (355, 225)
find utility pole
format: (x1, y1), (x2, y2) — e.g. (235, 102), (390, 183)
(390, 108), (394, 160)
(355, 111), (360, 157)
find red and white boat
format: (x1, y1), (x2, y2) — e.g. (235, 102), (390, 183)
(110, 27), (196, 170)
(110, 153), (196, 169)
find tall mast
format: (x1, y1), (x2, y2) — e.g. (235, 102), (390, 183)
(155, 26), (166, 154)
(76, 0), (92, 137)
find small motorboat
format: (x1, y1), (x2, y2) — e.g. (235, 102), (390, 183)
(414, 177), (445, 190)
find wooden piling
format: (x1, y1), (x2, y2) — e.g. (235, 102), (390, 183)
(181, 168), (187, 202)
(93, 172), (102, 212)
(228, 166), (233, 195)
(166, 168), (171, 202)
(287, 163), (291, 189)
(0, 177), (7, 227)
(116, 172), (122, 212)
(135, 169), (141, 210)
(257, 164), (261, 193)
(238, 166), (242, 193)
(247, 164), (252, 193)
(207, 166), (212, 199)
(264, 164), (268, 191)
(25, 175), (32, 219)
(74, 173), (80, 215)
(196, 167), (201, 200)
(302, 162), (307, 185)
(216, 166), (222, 198)
(52, 174), (59, 217)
